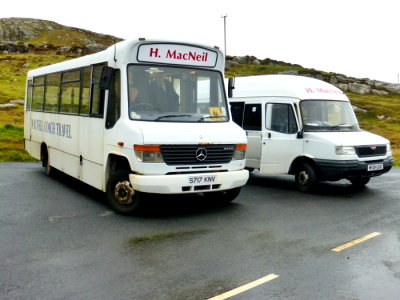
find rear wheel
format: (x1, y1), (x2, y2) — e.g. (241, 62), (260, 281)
(205, 187), (241, 204)
(106, 170), (142, 215)
(41, 146), (53, 176)
(295, 163), (317, 192)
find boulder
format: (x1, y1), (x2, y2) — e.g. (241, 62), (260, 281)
(348, 82), (371, 94)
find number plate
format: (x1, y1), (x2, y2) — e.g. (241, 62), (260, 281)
(367, 163), (383, 171)
(188, 175), (216, 184)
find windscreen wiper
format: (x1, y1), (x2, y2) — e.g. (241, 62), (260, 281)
(154, 114), (192, 121)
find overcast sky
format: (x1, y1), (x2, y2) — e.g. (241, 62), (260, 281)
(2, 0), (400, 83)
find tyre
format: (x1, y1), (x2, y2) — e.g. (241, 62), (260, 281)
(205, 187), (241, 204)
(41, 147), (53, 176)
(349, 177), (370, 188)
(106, 170), (142, 215)
(295, 163), (317, 192)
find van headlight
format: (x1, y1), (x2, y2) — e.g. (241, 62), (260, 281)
(134, 145), (164, 163)
(387, 143), (391, 153)
(232, 144), (247, 160)
(335, 146), (356, 155)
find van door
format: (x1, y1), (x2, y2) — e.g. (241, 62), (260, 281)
(230, 101), (263, 169)
(242, 103), (263, 169)
(260, 100), (302, 174)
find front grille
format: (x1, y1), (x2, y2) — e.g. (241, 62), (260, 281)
(160, 144), (235, 165)
(356, 145), (386, 157)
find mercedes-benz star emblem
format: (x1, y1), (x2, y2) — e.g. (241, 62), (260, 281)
(195, 148), (207, 161)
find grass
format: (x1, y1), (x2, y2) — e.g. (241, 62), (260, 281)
(0, 124), (36, 162)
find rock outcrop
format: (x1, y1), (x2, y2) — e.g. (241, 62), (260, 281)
(0, 18), (122, 54)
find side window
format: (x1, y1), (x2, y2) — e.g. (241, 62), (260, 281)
(91, 64), (105, 117)
(44, 73), (61, 112)
(243, 104), (261, 131)
(26, 79), (33, 110)
(266, 103), (298, 134)
(80, 67), (91, 115)
(32, 76), (45, 111)
(106, 70), (121, 129)
(230, 102), (245, 127)
(60, 70), (80, 114)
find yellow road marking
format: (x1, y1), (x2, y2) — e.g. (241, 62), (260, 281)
(331, 232), (381, 252)
(207, 273), (279, 300)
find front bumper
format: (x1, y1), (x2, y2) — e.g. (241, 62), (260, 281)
(314, 156), (394, 180)
(129, 169), (249, 194)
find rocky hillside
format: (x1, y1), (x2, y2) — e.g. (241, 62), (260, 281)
(1, 17), (400, 96)
(226, 56), (400, 95)
(0, 18), (122, 54)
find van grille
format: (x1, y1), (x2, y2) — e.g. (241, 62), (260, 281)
(356, 145), (386, 157)
(160, 144), (235, 165)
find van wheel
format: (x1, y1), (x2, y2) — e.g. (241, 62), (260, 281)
(295, 163), (317, 192)
(41, 147), (53, 176)
(349, 177), (370, 188)
(205, 187), (241, 204)
(106, 170), (142, 215)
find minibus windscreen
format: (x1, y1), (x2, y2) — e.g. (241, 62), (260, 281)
(127, 65), (228, 122)
(300, 100), (360, 131)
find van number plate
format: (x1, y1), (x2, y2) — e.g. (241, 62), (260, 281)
(188, 175), (216, 184)
(367, 163), (383, 171)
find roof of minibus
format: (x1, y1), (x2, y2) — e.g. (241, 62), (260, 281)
(27, 38), (224, 77)
(229, 74), (349, 101)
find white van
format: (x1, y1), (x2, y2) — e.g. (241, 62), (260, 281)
(227, 75), (394, 191)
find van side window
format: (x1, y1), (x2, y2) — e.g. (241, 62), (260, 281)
(266, 103), (298, 134)
(230, 102), (245, 127)
(243, 104), (261, 131)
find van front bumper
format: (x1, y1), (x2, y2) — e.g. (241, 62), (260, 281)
(314, 156), (394, 180)
(129, 169), (249, 194)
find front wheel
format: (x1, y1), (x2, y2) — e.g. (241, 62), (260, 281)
(204, 187), (242, 204)
(295, 163), (318, 192)
(349, 177), (370, 188)
(106, 170), (142, 215)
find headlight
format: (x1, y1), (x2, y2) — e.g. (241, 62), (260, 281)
(232, 144), (247, 160)
(387, 143), (391, 153)
(134, 145), (164, 163)
(335, 146), (356, 155)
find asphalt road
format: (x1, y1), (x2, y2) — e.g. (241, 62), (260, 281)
(1, 163), (400, 300)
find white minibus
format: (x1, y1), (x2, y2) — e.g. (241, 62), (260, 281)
(227, 75), (393, 191)
(24, 38), (249, 214)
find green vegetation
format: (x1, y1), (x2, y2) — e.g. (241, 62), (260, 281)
(0, 124), (36, 162)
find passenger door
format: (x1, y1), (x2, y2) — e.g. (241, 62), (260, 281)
(260, 100), (302, 174)
(230, 101), (263, 169)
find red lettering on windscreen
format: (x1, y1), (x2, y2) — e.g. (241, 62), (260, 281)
(149, 48), (160, 58)
(166, 50), (208, 62)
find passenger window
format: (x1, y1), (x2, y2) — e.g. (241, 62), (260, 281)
(32, 76), (45, 111)
(80, 67), (91, 115)
(106, 70), (121, 129)
(60, 70), (80, 114)
(91, 64), (105, 116)
(44, 73), (61, 112)
(243, 104), (261, 131)
(26, 79), (33, 110)
(266, 103), (298, 134)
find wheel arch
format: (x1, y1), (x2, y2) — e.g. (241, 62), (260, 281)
(289, 155), (320, 176)
(104, 153), (132, 191)
(40, 142), (48, 167)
